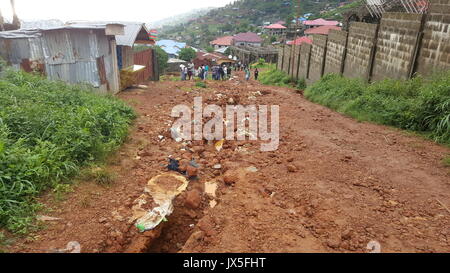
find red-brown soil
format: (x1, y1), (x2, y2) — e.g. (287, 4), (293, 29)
(7, 73), (450, 253)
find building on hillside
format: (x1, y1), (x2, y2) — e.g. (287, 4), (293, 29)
(167, 58), (187, 73)
(0, 24), (124, 94)
(274, 20), (286, 25)
(287, 36), (313, 45)
(156, 39), (187, 58)
(263, 23), (287, 36)
(303, 18), (340, 29)
(304, 25), (341, 36)
(210, 35), (234, 50)
(214, 46), (229, 54)
(233, 32), (263, 47)
(193, 51), (235, 68)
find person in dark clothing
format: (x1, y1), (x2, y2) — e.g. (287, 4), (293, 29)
(227, 65), (232, 79)
(254, 68), (259, 80)
(219, 66), (224, 80)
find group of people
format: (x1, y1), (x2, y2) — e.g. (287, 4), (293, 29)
(179, 62), (259, 81)
(212, 65), (232, 81)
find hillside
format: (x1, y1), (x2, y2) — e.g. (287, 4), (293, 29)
(148, 7), (216, 29)
(159, 0), (354, 48)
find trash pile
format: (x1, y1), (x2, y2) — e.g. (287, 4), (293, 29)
(131, 173), (189, 232)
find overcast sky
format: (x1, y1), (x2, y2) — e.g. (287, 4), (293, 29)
(0, 0), (234, 23)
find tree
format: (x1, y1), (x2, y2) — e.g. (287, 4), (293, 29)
(205, 46), (214, 53)
(178, 47), (197, 62)
(152, 46), (169, 73)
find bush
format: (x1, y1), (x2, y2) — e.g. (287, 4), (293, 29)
(0, 70), (135, 233)
(195, 81), (207, 88)
(178, 47), (196, 62)
(305, 72), (450, 145)
(258, 66), (295, 87)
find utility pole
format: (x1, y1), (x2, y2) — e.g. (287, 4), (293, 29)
(0, 8), (5, 31)
(11, 0), (20, 28)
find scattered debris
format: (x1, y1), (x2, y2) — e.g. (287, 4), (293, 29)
(131, 173), (189, 232)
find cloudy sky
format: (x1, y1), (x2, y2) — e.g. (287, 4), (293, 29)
(0, 0), (234, 23)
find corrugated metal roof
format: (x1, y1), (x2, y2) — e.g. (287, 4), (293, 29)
(67, 21), (148, 47)
(115, 23), (145, 47)
(156, 40), (186, 56)
(0, 29), (42, 39)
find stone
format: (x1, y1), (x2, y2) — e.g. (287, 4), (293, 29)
(223, 170), (238, 185)
(287, 164), (298, 172)
(186, 164), (198, 178)
(185, 190), (202, 209)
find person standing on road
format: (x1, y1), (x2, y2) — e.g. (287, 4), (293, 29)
(254, 68), (259, 81)
(227, 65), (232, 79)
(245, 67), (250, 81)
(204, 65), (209, 80)
(187, 63), (193, 80)
(223, 66), (228, 80)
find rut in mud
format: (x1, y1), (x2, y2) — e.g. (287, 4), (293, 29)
(9, 73), (450, 253)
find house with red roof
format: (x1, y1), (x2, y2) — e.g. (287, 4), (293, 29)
(304, 25), (341, 36)
(263, 23), (287, 36)
(287, 36), (313, 46)
(233, 32), (263, 47)
(303, 18), (340, 29)
(210, 35), (234, 50)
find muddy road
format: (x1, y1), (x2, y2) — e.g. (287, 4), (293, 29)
(10, 73), (450, 253)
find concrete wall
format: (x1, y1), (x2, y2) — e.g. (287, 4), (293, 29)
(372, 13), (424, 81)
(276, 10), (450, 84)
(298, 43), (311, 80)
(290, 44), (301, 79)
(416, 0), (450, 75)
(324, 29), (348, 75)
(343, 22), (378, 80)
(277, 46), (284, 70)
(282, 45), (292, 74)
(308, 34), (328, 83)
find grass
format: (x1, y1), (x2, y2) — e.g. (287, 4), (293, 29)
(304, 73), (450, 146)
(195, 81), (207, 88)
(0, 69), (135, 234)
(258, 63), (307, 90)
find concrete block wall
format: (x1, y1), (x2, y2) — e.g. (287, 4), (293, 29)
(416, 0), (450, 75)
(282, 45), (292, 74)
(324, 29), (348, 75)
(343, 22), (378, 80)
(308, 34), (328, 83)
(372, 13), (424, 81)
(298, 43), (312, 80)
(290, 45), (301, 80)
(275, 9), (450, 84)
(277, 46), (284, 70)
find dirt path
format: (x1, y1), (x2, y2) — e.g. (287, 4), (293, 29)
(9, 73), (450, 253)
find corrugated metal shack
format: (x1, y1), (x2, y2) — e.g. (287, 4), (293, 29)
(0, 24), (124, 94)
(67, 22), (155, 70)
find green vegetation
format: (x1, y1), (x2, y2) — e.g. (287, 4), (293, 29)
(0, 69), (135, 234)
(152, 45), (169, 74)
(257, 64), (306, 89)
(178, 47), (197, 62)
(159, 0), (344, 48)
(195, 81), (207, 88)
(305, 73), (450, 145)
(310, 0), (364, 21)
